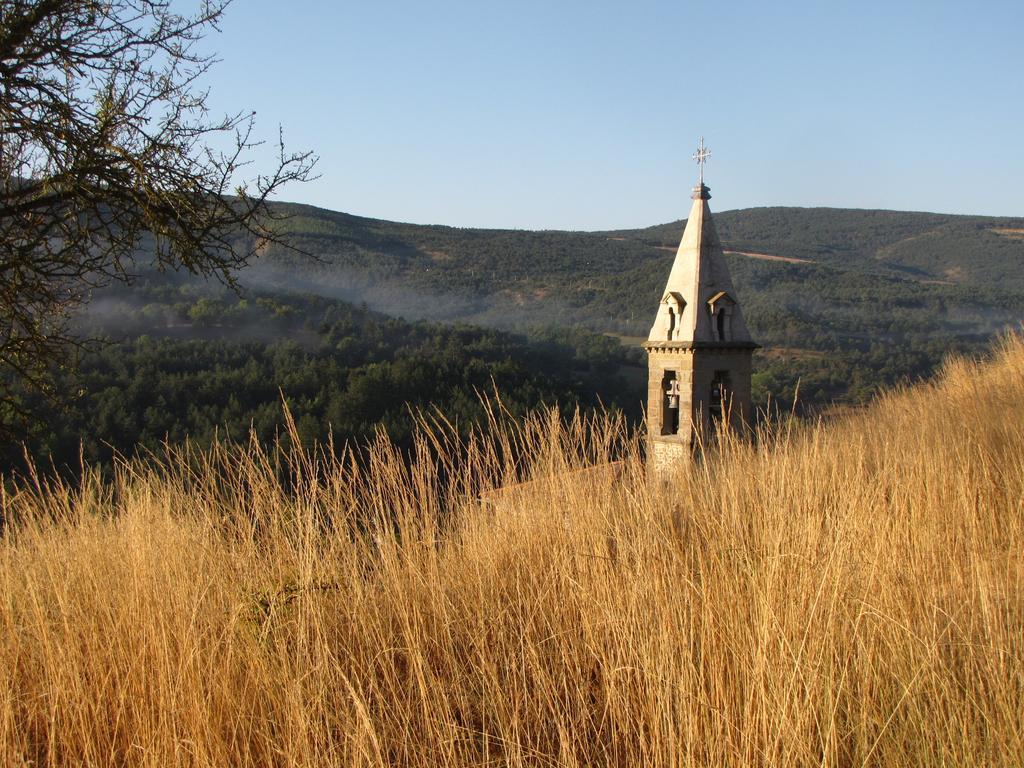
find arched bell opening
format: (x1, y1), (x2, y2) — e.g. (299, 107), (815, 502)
(708, 369), (732, 439)
(661, 370), (680, 436)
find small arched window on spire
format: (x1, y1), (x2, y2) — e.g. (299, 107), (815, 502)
(707, 292), (736, 342)
(659, 292), (686, 341)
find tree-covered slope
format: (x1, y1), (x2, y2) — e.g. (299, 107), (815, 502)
(252, 202), (1024, 301)
(230, 202), (1024, 337)
(6, 287), (642, 472)
(624, 206), (1024, 288)
(233, 201), (1024, 406)
(11, 201), (1023, 471)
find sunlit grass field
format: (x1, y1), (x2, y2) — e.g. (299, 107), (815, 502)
(2, 336), (1022, 766)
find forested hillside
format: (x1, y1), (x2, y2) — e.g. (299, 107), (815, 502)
(247, 202), (1024, 310)
(6, 201), (1023, 472)
(240, 201), (1024, 406)
(5, 285), (640, 472)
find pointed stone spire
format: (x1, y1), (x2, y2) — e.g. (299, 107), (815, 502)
(642, 141), (758, 472)
(647, 181), (753, 345)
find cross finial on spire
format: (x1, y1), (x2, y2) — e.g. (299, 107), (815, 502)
(692, 136), (711, 186)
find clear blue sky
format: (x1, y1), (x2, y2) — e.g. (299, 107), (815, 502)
(201, 0), (1023, 230)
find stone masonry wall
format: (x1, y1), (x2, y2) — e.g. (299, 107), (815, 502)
(648, 437), (691, 480)
(645, 346), (753, 463)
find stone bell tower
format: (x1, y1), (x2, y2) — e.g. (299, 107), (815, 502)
(643, 139), (757, 471)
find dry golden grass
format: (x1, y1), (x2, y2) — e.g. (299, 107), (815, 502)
(2, 335), (1023, 766)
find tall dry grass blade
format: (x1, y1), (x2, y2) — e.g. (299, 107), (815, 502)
(2, 336), (1023, 765)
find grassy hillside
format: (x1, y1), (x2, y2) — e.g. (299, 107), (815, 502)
(2, 335), (1022, 765)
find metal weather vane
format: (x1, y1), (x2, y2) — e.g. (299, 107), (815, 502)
(692, 136), (711, 186)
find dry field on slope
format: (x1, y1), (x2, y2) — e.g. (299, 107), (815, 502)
(1, 336), (1023, 767)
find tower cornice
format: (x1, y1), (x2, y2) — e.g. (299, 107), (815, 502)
(642, 340), (760, 352)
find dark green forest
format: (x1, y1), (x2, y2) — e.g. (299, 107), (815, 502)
(5, 202), (1023, 473)
(4, 287), (641, 472)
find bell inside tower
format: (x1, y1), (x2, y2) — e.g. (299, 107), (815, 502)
(709, 370), (731, 430)
(661, 371), (680, 435)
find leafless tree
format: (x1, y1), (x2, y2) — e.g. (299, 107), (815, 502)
(0, 0), (317, 433)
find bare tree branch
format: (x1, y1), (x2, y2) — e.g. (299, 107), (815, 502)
(0, 0), (318, 436)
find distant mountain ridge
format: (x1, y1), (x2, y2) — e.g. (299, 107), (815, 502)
(625, 206), (1024, 288)
(215, 199), (1022, 407)
(241, 200), (1024, 331)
